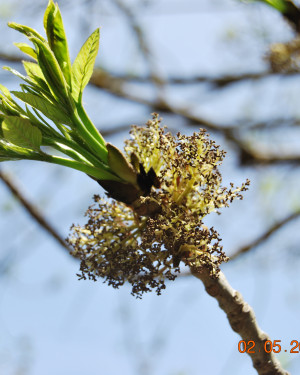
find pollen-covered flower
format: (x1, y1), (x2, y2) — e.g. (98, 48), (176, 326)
(68, 114), (249, 298)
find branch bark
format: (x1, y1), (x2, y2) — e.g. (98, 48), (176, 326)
(192, 268), (290, 375)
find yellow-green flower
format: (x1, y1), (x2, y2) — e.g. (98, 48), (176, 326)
(68, 114), (249, 298)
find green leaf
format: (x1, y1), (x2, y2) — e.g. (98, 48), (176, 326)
(2, 116), (42, 151)
(3, 66), (36, 86)
(8, 22), (46, 41)
(44, 0), (72, 87)
(3, 66), (53, 103)
(71, 28), (100, 102)
(23, 61), (44, 79)
(0, 97), (20, 116)
(0, 83), (12, 99)
(20, 61), (54, 94)
(30, 36), (71, 107)
(107, 143), (137, 184)
(43, 0), (56, 33)
(259, 0), (289, 13)
(11, 91), (73, 126)
(14, 42), (37, 60)
(22, 61), (52, 93)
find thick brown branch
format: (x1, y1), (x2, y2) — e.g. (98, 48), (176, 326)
(0, 170), (70, 252)
(192, 268), (290, 375)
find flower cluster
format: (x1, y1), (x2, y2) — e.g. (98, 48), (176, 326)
(68, 114), (249, 298)
(268, 37), (300, 73)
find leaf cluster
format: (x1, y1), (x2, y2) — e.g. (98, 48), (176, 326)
(0, 0), (126, 182)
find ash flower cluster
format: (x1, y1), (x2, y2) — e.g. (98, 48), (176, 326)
(268, 37), (300, 72)
(68, 114), (249, 298)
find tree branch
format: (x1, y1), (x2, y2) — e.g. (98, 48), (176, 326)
(192, 268), (290, 375)
(0, 170), (70, 252)
(230, 210), (300, 260)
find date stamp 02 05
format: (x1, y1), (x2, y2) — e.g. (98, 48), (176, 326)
(238, 340), (300, 354)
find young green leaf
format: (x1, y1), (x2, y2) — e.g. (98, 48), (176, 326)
(0, 97), (21, 116)
(0, 83), (12, 99)
(43, 0), (56, 34)
(43, 0), (72, 87)
(3, 66), (39, 88)
(8, 22), (46, 41)
(14, 43), (37, 60)
(22, 61), (44, 80)
(2, 116), (42, 151)
(3, 66), (54, 104)
(30, 36), (71, 107)
(22, 62), (52, 94)
(71, 28), (100, 102)
(258, 0), (290, 13)
(11, 91), (73, 126)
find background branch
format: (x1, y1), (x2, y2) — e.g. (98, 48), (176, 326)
(230, 210), (300, 260)
(0, 170), (70, 252)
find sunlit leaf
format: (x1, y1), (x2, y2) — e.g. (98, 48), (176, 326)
(3, 65), (33, 85)
(44, 0), (72, 87)
(43, 0), (56, 34)
(23, 61), (44, 79)
(0, 97), (20, 116)
(2, 116), (42, 151)
(14, 42), (37, 60)
(8, 22), (46, 41)
(71, 28), (100, 102)
(0, 83), (12, 99)
(30, 36), (70, 106)
(22, 61), (52, 93)
(12, 91), (73, 126)
(259, 0), (290, 13)
(3, 66), (52, 103)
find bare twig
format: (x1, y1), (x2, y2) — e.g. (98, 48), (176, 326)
(0, 170), (70, 252)
(0, 52), (26, 63)
(94, 70), (300, 87)
(192, 268), (290, 375)
(111, 0), (165, 102)
(230, 210), (300, 260)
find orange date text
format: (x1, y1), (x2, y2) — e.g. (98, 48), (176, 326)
(238, 340), (300, 354)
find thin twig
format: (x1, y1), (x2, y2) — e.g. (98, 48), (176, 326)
(230, 210), (300, 260)
(95, 70), (300, 87)
(192, 268), (290, 375)
(0, 170), (70, 252)
(111, 0), (166, 101)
